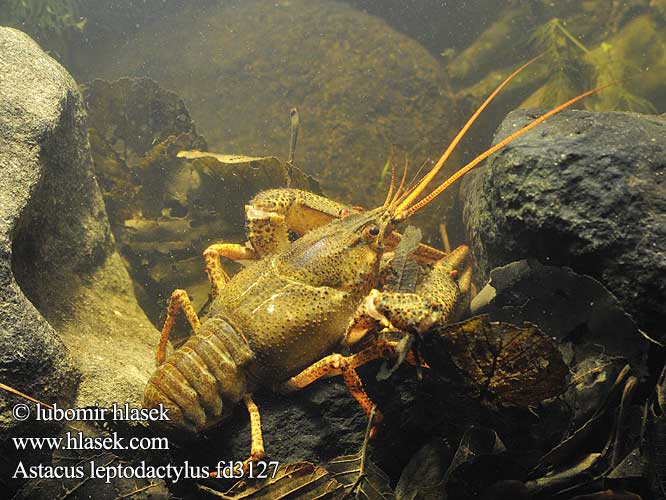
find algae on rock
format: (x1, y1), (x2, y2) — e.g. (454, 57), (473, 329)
(76, 0), (457, 214)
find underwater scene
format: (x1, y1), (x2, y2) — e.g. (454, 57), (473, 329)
(0, 0), (665, 498)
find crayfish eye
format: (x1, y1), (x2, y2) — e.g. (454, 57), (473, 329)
(364, 225), (380, 238)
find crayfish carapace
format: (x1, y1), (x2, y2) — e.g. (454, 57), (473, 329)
(143, 55), (611, 464)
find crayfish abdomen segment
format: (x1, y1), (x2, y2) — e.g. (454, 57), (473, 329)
(143, 317), (254, 433)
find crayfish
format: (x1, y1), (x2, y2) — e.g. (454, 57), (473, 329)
(143, 56), (610, 464)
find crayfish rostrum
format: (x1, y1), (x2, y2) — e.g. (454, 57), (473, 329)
(143, 56), (609, 463)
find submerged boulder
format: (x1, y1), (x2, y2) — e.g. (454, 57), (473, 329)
(462, 109), (666, 340)
(0, 27), (80, 432)
(77, 0), (456, 212)
(1, 26), (174, 498)
(0, 27), (161, 491)
(0, 32), (158, 414)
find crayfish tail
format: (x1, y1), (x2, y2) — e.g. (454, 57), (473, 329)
(143, 317), (254, 434)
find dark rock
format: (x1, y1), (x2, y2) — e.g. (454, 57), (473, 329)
(462, 109), (666, 340)
(169, 366), (435, 487)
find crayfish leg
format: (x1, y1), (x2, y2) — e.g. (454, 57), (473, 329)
(242, 393), (265, 467)
(277, 352), (384, 436)
(203, 243), (258, 297)
(157, 289), (201, 365)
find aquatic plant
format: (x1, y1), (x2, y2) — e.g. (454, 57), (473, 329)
(446, 0), (664, 119)
(523, 16), (656, 113)
(0, 0), (85, 38)
(589, 42), (658, 113)
(524, 18), (593, 108)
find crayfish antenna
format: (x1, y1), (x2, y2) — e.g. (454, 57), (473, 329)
(382, 145), (397, 208)
(394, 53), (544, 213)
(390, 157), (429, 210)
(399, 80), (618, 219)
(389, 156), (410, 207)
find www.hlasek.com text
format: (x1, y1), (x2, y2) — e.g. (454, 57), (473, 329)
(14, 431), (169, 452)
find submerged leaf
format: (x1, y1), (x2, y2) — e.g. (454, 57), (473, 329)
(209, 413), (393, 500)
(446, 427), (506, 480)
(442, 427), (530, 499)
(210, 462), (345, 500)
(395, 440), (451, 500)
(204, 457), (393, 500)
(539, 366), (631, 470)
(327, 453), (395, 500)
(569, 491), (643, 500)
(427, 315), (569, 408)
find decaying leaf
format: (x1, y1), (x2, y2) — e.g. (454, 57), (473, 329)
(569, 491), (643, 500)
(201, 456), (392, 500)
(204, 462), (345, 499)
(426, 315), (569, 408)
(442, 427), (529, 499)
(386, 225), (422, 293)
(326, 404), (394, 500)
(395, 440), (451, 500)
(649, 414), (666, 499)
(376, 225), (423, 381)
(176, 150), (320, 191)
(526, 452), (604, 497)
(538, 365), (631, 470)
(525, 367), (642, 499)
(205, 407), (394, 500)
(327, 452), (395, 500)
(177, 150), (271, 163)
(445, 427), (506, 483)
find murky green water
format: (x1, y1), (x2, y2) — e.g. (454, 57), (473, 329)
(1, 2), (665, 499)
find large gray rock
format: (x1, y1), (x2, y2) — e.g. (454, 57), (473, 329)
(0, 27), (161, 493)
(0, 25), (168, 497)
(0, 28), (81, 432)
(0, 26), (158, 413)
(462, 109), (666, 340)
